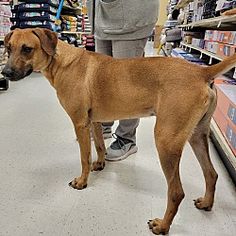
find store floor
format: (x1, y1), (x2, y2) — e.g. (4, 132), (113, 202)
(0, 43), (236, 236)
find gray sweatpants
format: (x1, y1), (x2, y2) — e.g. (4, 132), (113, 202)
(95, 38), (148, 143)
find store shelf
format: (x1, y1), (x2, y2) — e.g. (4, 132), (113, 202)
(61, 31), (83, 34)
(179, 42), (236, 183)
(180, 42), (226, 62)
(179, 15), (236, 30)
(210, 119), (236, 185)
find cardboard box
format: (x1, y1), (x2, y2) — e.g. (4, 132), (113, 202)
(225, 121), (236, 156)
(215, 83), (236, 129)
(213, 107), (228, 134)
(204, 40), (219, 54)
(217, 31), (236, 45)
(214, 108), (236, 156)
(217, 43), (236, 57)
(213, 81), (236, 155)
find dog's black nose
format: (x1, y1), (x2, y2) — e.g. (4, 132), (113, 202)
(1, 67), (14, 78)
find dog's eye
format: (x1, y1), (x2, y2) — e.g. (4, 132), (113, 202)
(22, 46), (33, 54)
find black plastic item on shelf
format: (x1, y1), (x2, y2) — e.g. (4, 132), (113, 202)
(11, 13), (56, 22)
(202, 0), (217, 19)
(11, 20), (55, 30)
(12, 3), (57, 14)
(59, 34), (79, 47)
(0, 78), (9, 91)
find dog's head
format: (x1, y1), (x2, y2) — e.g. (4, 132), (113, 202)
(1, 28), (58, 81)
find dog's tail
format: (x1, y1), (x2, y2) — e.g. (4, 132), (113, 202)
(205, 53), (236, 80)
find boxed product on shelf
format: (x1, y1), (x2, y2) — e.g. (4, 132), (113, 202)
(213, 78), (236, 155)
(215, 82), (236, 127)
(0, 44), (7, 63)
(204, 30), (214, 41)
(217, 43), (236, 57)
(218, 31), (236, 45)
(216, 0), (236, 12)
(214, 106), (228, 135)
(202, 0), (217, 19)
(213, 106), (236, 156)
(0, 3), (11, 37)
(192, 0), (204, 22)
(203, 30), (236, 56)
(204, 30), (236, 45)
(61, 15), (78, 32)
(204, 30), (219, 41)
(11, 1), (58, 30)
(171, 48), (206, 64)
(11, 13), (56, 22)
(204, 40), (219, 54)
(11, 19), (55, 30)
(12, 3), (57, 13)
(226, 123), (236, 156)
(192, 38), (205, 48)
(16, 0), (59, 6)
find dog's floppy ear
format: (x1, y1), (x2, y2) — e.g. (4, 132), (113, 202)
(32, 28), (58, 56)
(4, 31), (14, 46)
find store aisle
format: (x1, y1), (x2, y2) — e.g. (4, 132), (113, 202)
(0, 46), (236, 236)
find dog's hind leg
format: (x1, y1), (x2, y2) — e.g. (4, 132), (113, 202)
(91, 122), (106, 171)
(189, 90), (218, 211)
(148, 118), (187, 235)
(69, 120), (92, 190)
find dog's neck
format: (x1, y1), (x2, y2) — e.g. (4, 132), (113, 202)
(41, 40), (85, 88)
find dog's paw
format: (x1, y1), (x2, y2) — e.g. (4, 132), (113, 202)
(194, 197), (213, 211)
(69, 177), (87, 190)
(147, 218), (169, 235)
(91, 161), (105, 171)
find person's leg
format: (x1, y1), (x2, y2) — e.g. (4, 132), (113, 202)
(95, 38), (114, 138)
(105, 38), (148, 161)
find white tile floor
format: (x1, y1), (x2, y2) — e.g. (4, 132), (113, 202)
(0, 44), (236, 236)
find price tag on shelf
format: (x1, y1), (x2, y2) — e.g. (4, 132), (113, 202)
(233, 67), (236, 79)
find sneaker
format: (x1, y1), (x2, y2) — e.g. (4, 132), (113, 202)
(103, 126), (112, 139)
(105, 134), (138, 162)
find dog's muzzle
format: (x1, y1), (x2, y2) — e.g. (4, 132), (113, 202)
(1, 66), (33, 81)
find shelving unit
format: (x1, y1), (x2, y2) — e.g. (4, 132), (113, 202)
(179, 15), (236, 29)
(180, 42), (226, 64)
(0, 0), (11, 90)
(166, 0), (236, 184)
(181, 39), (236, 184)
(210, 119), (236, 183)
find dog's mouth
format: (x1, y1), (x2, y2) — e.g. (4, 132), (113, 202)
(5, 66), (33, 81)
(25, 67), (33, 77)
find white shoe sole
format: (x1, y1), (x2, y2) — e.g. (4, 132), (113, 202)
(105, 146), (138, 162)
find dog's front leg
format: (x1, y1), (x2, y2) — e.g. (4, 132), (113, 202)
(69, 122), (91, 190)
(91, 122), (106, 171)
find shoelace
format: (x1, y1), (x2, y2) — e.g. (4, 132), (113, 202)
(112, 133), (126, 150)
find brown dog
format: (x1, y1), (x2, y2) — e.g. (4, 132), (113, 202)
(2, 28), (236, 235)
